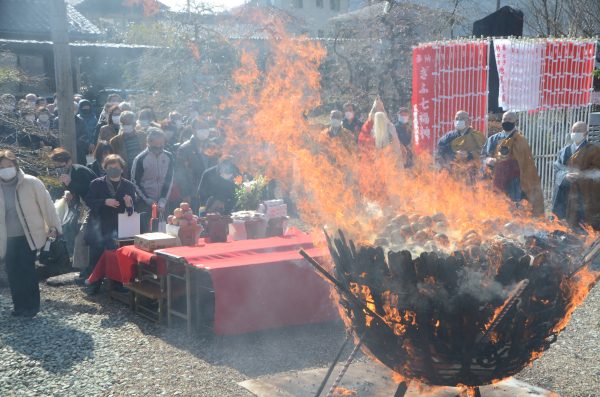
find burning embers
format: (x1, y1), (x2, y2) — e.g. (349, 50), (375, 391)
(323, 217), (600, 388)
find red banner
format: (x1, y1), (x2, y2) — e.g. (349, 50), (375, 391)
(412, 41), (489, 153)
(541, 41), (596, 109)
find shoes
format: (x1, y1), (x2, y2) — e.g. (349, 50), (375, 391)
(85, 281), (102, 295)
(11, 309), (38, 318)
(21, 310), (38, 318)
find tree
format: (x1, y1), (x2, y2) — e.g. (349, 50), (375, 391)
(121, 1), (238, 115)
(321, 1), (451, 114)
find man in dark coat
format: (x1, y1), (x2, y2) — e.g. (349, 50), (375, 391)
(175, 120), (215, 208)
(76, 99), (97, 165)
(394, 107), (413, 167)
(552, 121), (600, 230)
(196, 158), (240, 215)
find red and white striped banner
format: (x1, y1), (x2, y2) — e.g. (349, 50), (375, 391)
(495, 38), (596, 111)
(412, 40), (489, 153)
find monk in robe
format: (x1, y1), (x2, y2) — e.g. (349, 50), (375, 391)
(436, 110), (485, 184)
(552, 121), (600, 230)
(482, 111), (545, 216)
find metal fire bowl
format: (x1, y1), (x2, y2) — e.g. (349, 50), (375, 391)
(326, 231), (596, 387)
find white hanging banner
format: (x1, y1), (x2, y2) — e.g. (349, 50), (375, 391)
(494, 39), (544, 111)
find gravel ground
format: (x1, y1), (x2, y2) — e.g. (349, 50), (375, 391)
(0, 280), (598, 396)
(0, 282), (345, 397)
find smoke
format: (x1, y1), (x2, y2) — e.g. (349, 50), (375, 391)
(456, 269), (508, 303)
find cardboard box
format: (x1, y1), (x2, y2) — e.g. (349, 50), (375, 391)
(134, 232), (178, 252)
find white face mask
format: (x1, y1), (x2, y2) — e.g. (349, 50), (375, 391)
(139, 120), (150, 128)
(344, 111), (354, 120)
(0, 167), (17, 181)
(454, 119), (466, 131)
(112, 115), (121, 124)
(398, 115), (409, 124)
(571, 132), (585, 144)
(175, 120), (183, 128)
(39, 115), (49, 123)
(122, 125), (134, 134)
(25, 115), (35, 122)
(195, 129), (210, 140)
(331, 119), (342, 128)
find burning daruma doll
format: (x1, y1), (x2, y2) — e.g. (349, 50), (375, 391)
(482, 111), (544, 216)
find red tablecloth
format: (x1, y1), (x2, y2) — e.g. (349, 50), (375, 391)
(88, 228), (314, 285)
(158, 245), (338, 335)
(88, 228), (339, 334)
(87, 245), (165, 284)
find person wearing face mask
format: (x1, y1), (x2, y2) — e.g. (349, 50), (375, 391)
(482, 111), (544, 216)
(97, 105), (121, 142)
(196, 157), (240, 215)
(0, 150), (61, 317)
(160, 111), (184, 151)
(76, 99), (98, 165)
(109, 111), (147, 178)
(131, 128), (175, 231)
(35, 107), (54, 132)
(84, 154), (136, 293)
(394, 107), (412, 148)
(320, 110), (355, 149)
(552, 121), (600, 230)
(175, 119), (215, 209)
(136, 108), (157, 133)
(342, 102), (362, 138)
(96, 93), (123, 126)
(87, 141), (113, 177)
(436, 110), (485, 182)
(25, 93), (37, 109)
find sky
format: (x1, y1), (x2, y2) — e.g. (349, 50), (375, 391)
(161, 0), (247, 11)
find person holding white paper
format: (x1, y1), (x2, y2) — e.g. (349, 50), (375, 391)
(83, 155), (136, 293)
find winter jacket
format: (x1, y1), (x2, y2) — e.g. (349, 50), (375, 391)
(109, 131), (147, 173)
(196, 165), (240, 215)
(87, 160), (105, 178)
(64, 164), (97, 203)
(175, 137), (217, 201)
(0, 170), (62, 259)
(131, 148), (175, 206)
(97, 124), (118, 143)
(85, 176), (137, 242)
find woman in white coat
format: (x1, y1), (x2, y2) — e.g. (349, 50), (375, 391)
(0, 150), (61, 317)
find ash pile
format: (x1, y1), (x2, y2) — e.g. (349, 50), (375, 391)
(326, 214), (600, 387)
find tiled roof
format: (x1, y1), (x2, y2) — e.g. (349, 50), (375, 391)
(74, 0), (169, 14)
(0, 0), (103, 40)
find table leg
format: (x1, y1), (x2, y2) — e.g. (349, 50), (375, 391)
(185, 265), (192, 335)
(167, 261), (172, 327)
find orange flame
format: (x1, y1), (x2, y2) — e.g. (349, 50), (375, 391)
(219, 10), (584, 245)
(218, 10), (600, 387)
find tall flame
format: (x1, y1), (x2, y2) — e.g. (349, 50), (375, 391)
(220, 11), (575, 242)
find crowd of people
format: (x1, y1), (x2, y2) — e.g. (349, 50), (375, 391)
(0, 91), (599, 318)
